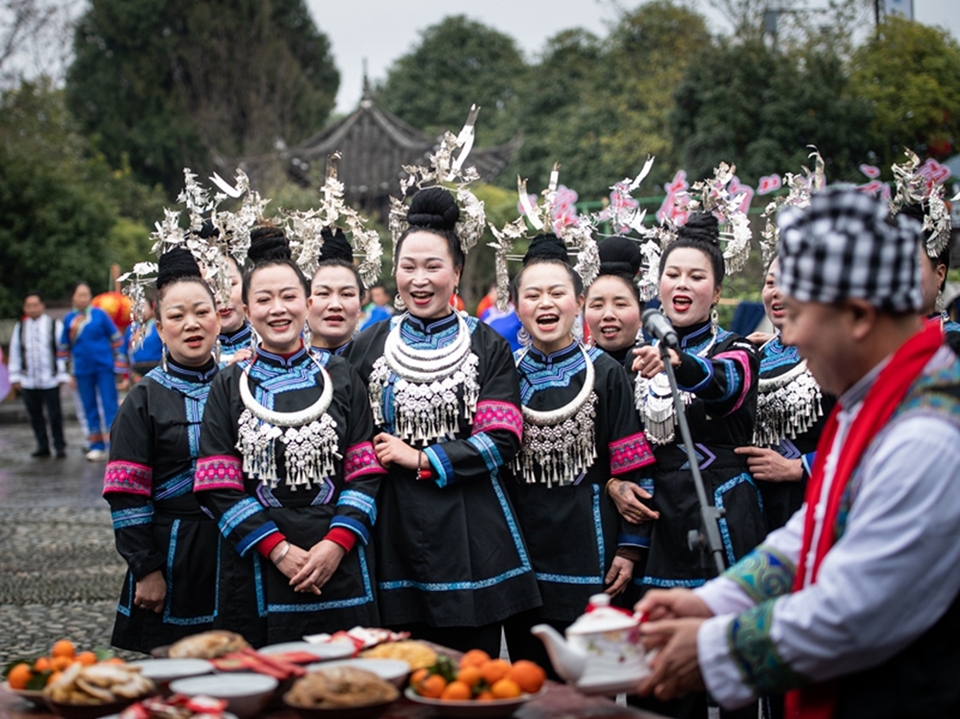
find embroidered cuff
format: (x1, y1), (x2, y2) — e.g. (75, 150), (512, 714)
(472, 400), (523, 441)
(343, 441), (386, 482)
(325, 527), (357, 553)
(725, 546), (797, 605)
(256, 532), (287, 558)
(329, 515), (370, 545)
(104, 461), (152, 497)
(237, 521), (279, 557)
(336, 489), (377, 525)
(617, 532), (650, 549)
(424, 445), (454, 488)
(609, 433), (656, 475)
(727, 600), (808, 696)
(195, 455), (244, 492)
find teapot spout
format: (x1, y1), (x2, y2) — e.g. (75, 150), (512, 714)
(530, 624), (585, 684)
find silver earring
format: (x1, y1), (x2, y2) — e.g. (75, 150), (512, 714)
(161, 344), (169, 372)
(710, 307), (719, 335)
(394, 293), (406, 311)
(936, 290), (946, 313)
(518, 327), (531, 348)
(213, 339), (221, 364)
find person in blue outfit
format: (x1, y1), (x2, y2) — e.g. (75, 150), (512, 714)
(59, 281), (126, 461)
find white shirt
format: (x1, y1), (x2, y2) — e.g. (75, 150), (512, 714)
(694, 346), (960, 709)
(8, 315), (68, 389)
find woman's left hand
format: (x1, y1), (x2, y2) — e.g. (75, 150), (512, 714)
(290, 539), (347, 593)
(373, 432), (421, 470)
(604, 556), (634, 597)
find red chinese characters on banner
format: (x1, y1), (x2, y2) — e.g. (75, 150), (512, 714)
(757, 175), (783, 196)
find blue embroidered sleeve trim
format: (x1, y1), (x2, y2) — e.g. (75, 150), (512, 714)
(618, 533), (650, 548)
(678, 354), (715, 393)
(330, 515), (370, 545)
(111, 505), (154, 530)
(728, 600), (809, 695)
(639, 477), (654, 495)
(424, 445), (454, 488)
(236, 521), (278, 557)
(467, 432), (503, 475)
(725, 545), (797, 605)
(337, 490), (377, 525)
(218, 496), (263, 538)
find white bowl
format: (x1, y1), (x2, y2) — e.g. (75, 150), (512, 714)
(260, 641), (353, 662)
(169, 673), (278, 719)
(304, 659), (410, 688)
(128, 658), (214, 684)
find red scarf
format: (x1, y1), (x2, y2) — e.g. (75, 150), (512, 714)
(784, 322), (943, 719)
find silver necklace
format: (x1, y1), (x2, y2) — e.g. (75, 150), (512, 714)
(369, 312), (480, 444)
(754, 338), (822, 447)
(516, 344), (598, 488)
(635, 328), (717, 445)
(237, 354), (341, 490)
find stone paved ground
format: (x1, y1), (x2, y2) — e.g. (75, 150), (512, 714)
(0, 422), (146, 663)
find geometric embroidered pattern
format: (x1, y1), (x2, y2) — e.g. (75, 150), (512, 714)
(728, 600), (810, 695)
(343, 442), (385, 483)
(609, 432), (655, 475)
(472, 400), (523, 441)
(194, 455), (244, 492)
(103, 461), (152, 496)
(726, 545), (797, 605)
(111, 505), (154, 530)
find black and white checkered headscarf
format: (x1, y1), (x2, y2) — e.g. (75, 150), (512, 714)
(777, 185), (923, 313)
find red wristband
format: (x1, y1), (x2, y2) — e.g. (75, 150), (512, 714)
(256, 532), (286, 558)
(325, 527), (356, 552)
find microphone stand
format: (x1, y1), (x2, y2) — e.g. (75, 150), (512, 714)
(657, 341), (727, 579)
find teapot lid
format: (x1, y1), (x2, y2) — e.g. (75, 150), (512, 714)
(567, 594), (639, 635)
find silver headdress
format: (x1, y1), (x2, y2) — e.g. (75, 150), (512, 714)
(889, 148), (952, 258)
(488, 163), (600, 311)
(389, 105), (486, 262)
(120, 168), (268, 347)
(589, 156), (663, 302)
(284, 153), (383, 287)
(760, 148), (826, 264)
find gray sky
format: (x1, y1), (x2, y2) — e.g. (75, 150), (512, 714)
(309, 0), (960, 114)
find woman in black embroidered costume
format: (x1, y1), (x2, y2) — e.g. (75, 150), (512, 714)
(217, 254), (253, 364)
(103, 248), (222, 652)
(501, 233), (655, 675)
(629, 214), (765, 591)
(195, 227), (385, 647)
(346, 187), (540, 656)
(307, 228), (364, 360)
(734, 257), (833, 531)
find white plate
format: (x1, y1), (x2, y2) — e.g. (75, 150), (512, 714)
(259, 641), (353, 661)
(169, 674), (278, 719)
(304, 658), (411, 687)
(403, 686), (546, 718)
(128, 658), (214, 682)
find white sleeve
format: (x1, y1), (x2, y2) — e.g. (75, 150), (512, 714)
(8, 321), (23, 383)
(698, 414), (960, 709)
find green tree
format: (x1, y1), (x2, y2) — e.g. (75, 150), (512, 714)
(0, 80), (163, 317)
(849, 16), (960, 165)
(65, 0), (339, 194)
(670, 36), (873, 185)
(377, 15), (528, 146)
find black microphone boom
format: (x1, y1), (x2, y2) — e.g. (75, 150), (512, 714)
(642, 308), (679, 348)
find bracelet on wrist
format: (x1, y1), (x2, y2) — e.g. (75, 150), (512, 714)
(274, 541), (291, 563)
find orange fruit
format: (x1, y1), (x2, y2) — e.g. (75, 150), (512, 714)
(459, 649), (490, 669)
(456, 666), (483, 688)
(479, 658), (510, 685)
(104, 658), (125, 665)
(51, 640), (75, 659)
(7, 663), (33, 690)
(476, 691), (495, 701)
(440, 681), (472, 701)
(75, 651), (97, 667)
(409, 668), (429, 687)
(46, 671), (63, 687)
(416, 674), (447, 699)
(33, 657), (52, 672)
(490, 678), (522, 699)
(507, 659), (546, 694)
(51, 656), (73, 671)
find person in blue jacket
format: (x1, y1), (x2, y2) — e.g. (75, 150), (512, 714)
(59, 282), (127, 461)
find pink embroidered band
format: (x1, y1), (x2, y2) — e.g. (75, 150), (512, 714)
(609, 432), (656, 475)
(344, 442), (386, 483)
(103, 461), (153, 496)
(471, 400), (523, 441)
(194, 455), (244, 492)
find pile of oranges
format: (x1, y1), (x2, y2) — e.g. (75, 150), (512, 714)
(4, 640), (117, 691)
(410, 649), (546, 702)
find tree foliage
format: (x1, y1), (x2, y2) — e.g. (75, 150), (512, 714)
(0, 80), (163, 317)
(850, 16), (960, 165)
(65, 0), (339, 194)
(377, 15), (527, 146)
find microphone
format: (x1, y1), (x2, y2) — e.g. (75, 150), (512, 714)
(642, 308), (679, 348)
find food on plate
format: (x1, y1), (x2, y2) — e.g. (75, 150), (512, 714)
(3, 640), (117, 691)
(43, 662), (155, 704)
(209, 648), (305, 681)
(285, 667), (398, 709)
(358, 640), (436, 670)
(168, 632), (250, 660)
(119, 693), (228, 719)
(409, 653), (546, 702)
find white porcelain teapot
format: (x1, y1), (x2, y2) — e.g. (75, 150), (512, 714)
(531, 593), (650, 695)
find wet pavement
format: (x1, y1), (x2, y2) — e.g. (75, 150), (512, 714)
(0, 420), (139, 662)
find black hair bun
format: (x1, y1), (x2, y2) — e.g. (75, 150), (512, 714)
(407, 187), (460, 230)
(598, 236), (642, 278)
(898, 202), (925, 224)
(318, 227), (354, 263)
(156, 248), (202, 290)
(196, 220), (220, 240)
(248, 225), (291, 264)
(523, 233), (569, 265)
(678, 212), (720, 246)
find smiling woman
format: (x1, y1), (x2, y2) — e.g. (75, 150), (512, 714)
(194, 226), (386, 646)
(308, 228), (365, 357)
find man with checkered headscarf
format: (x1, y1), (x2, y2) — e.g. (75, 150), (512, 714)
(634, 186), (960, 718)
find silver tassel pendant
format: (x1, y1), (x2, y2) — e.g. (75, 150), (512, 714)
(754, 369), (823, 447)
(635, 372), (692, 445)
(517, 393), (598, 488)
(237, 409), (341, 490)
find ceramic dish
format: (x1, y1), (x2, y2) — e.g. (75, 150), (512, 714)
(1, 681), (47, 707)
(402, 686), (546, 718)
(303, 659), (410, 688)
(169, 673), (278, 719)
(43, 694), (153, 719)
(127, 659), (214, 684)
(260, 642), (354, 662)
